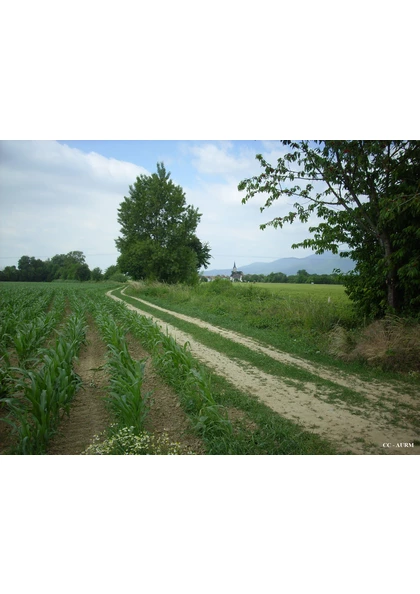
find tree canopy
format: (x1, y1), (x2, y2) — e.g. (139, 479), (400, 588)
(116, 162), (211, 283)
(0, 251), (105, 282)
(239, 141), (420, 317)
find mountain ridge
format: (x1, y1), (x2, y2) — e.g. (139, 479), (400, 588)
(203, 252), (355, 276)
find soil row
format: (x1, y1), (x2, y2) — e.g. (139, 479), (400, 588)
(47, 318), (204, 455)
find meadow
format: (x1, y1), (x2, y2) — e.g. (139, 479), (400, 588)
(125, 279), (358, 363)
(252, 282), (348, 298)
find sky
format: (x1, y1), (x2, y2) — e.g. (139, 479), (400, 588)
(0, 139), (327, 274)
(1, 3), (415, 277)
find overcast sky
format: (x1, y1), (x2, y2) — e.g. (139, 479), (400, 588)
(0, 139), (326, 273)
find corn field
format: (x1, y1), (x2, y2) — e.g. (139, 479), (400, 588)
(0, 282), (238, 455)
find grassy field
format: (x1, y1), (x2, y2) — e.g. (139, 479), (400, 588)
(125, 280), (359, 365)
(252, 282), (348, 298)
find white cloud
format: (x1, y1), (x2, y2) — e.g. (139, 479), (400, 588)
(0, 141), (149, 270)
(177, 140), (327, 270)
(185, 175), (315, 271)
(188, 141), (257, 178)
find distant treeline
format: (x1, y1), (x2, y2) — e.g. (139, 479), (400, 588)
(0, 252), (126, 283)
(242, 270), (342, 284)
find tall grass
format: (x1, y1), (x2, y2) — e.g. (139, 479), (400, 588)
(329, 314), (420, 372)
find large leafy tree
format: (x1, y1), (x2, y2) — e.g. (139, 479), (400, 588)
(17, 255), (48, 281)
(103, 264), (121, 280)
(90, 267), (103, 281)
(116, 162), (211, 283)
(0, 265), (19, 282)
(46, 251), (90, 281)
(239, 141), (420, 317)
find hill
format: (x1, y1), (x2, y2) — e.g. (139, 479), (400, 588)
(204, 252), (355, 277)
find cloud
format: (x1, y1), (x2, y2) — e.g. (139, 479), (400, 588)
(185, 177), (314, 270)
(0, 141), (148, 201)
(0, 141), (149, 270)
(177, 141), (325, 269)
(187, 141), (257, 178)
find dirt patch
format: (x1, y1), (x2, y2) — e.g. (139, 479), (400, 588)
(125, 335), (205, 454)
(226, 407), (258, 433)
(109, 290), (420, 455)
(47, 318), (110, 455)
(0, 403), (14, 454)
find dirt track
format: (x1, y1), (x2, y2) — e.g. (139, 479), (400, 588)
(107, 288), (420, 455)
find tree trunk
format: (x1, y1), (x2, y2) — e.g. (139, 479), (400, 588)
(381, 234), (398, 311)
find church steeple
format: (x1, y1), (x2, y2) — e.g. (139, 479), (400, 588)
(230, 261), (243, 282)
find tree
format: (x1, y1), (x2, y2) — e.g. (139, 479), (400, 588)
(0, 265), (18, 282)
(47, 254), (67, 280)
(74, 263), (91, 281)
(239, 141), (420, 317)
(116, 162), (211, 283)
(66, 251), (86, 264)
(103, 264), (120, 280)
(47, 251), (90, 281)
(266, 272), (287, 283)
(296, 269), (310, 283)
(17, 256), (48, 282)
(91, 267), (103, 281)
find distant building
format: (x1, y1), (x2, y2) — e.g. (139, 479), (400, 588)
(230, 262), (243, 282)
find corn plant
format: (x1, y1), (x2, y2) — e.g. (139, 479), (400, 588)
(106, 347), (150, 431)
(0, 354), (12, 399)
(3, 311), (87, 454)
(90, 303), (150, 433)
(12, 314), (54, 366)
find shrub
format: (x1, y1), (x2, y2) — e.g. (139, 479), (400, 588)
(109, 273), (128, 283)
(203, 278), (233, 295)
